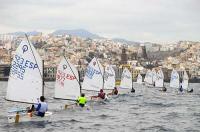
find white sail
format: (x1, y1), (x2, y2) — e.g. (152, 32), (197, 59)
(182, 70), (189, 90)
(155, 69), (164, 88)
(170, 69), (180, 88)
(136, 74), (143, 84)
(144, 70), (153, 85)
(82, 57), (104, 91)
(54, 57), (80, 100)
(6, 40), (43, 103)
(120, 68), (132, 89)
(152, 69), (157, 83)
(104, 65), (115, 90)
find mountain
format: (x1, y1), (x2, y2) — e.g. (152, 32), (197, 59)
(52, 29), (101, 39)
(112, 38), (140, 46)
(8, 31), (42, 36)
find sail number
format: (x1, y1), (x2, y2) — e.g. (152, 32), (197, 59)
(85, 66), (101, 79)
(10, 54), (38, 80)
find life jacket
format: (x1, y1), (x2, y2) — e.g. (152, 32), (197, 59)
(78, 96), (87, 105)
(98, 92), (105, 99)
(36, 102), (48, 115)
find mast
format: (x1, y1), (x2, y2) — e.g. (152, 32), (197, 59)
(42, 60), (44, 96)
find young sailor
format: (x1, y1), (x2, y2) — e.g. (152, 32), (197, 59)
(179, 83), (183, 92)
(108, 87), (118, 95)
(30, 96), (48, 117)
(77, 93), (87, 107)
(91, 89), (106, 100)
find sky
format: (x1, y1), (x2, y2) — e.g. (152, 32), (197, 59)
(0, 0), (199, 43)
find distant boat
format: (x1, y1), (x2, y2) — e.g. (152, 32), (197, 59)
(181, 70), (193, 93)
(182, 70), (189, 91)
(155, 69), (164, 88)
(54, 57), (81, 101)
(170, 69), (180, 89)
(103, 65), (116, 94)
(144, 69), (153, 87)
(82, 57), (104, 98)
(136, 73), (143, 84)
(6, 35), (52, 123)
(119, 68), (132, 94)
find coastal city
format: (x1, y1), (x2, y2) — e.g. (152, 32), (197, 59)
(0, 31), (199, 82)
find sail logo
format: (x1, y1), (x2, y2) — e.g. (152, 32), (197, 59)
(10, 54), (38, 80)
(85, 65), (101, 79)
(63, 65), (67, 70)
(22, 45), (28, 53)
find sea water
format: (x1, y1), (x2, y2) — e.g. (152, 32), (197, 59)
(0, 81), (200, 132)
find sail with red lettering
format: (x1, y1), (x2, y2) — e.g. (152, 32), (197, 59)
(54, 57), (80, 100)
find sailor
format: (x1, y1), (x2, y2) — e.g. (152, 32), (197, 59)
(179, 83), (183, 92)
(187, 88), (193, 93)
(91, 89), (106, 100)
(131, 88), (135, 93)
(108, 87), (118, 95)
(77, 93), (87, 107)
(162, 87), (167, 92)
(31, 96), (48, 117)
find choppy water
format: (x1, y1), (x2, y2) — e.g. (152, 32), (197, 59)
(0, 81), (200, 132)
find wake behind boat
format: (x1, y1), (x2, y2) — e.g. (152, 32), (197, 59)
(6, 35), (52, 123)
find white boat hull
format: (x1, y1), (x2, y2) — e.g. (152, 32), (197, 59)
(8, 111), (52, 123)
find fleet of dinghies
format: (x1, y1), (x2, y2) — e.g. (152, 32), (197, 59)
(5, 35), (194, 124)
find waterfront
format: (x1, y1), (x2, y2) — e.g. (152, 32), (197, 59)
(0, 81), (200, 132)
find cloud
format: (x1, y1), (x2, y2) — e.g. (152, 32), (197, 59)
(0, 0), (199, 43)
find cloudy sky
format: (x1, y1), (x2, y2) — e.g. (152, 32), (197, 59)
(0, 0), (199, 43)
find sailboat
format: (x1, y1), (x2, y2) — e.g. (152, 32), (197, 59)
(155, 69), (164, 88)
(119, 68), (133, 94)
(103, 65), (116, 94)
(82, 57), (104, 100)
(6, 35), (52, 123)
(182, 70), (193, 92)
(144, 69), (153, 87)
(136, 73), (143, 84)
(170, 69), (180, 91)
(54, 56), (81, 108)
